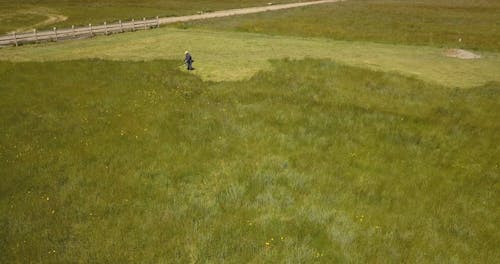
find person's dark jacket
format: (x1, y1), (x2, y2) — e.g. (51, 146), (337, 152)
(185, 53), (193, 63)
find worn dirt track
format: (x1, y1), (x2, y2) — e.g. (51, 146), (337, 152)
(0, 0), (344, 46)
(157, 0), (345, 24)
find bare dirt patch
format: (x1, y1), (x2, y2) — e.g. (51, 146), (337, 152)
(444, 49), (481, 59)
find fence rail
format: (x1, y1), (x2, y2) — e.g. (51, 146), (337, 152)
(0, 16), (160, 47)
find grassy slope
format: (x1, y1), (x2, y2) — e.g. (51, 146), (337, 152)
(0, 0), (304, 34)
(178, 0), (500, 52)
(1, 28), (500, 88)
(1, 59), (499, 262)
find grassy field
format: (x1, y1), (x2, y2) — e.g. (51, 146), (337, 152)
(1, 0), (499, 262)
(1, 27), (499, 88)
(1, 59), (499, 262)
(178, 0), (500, 52)
(0, 0), (305, 34)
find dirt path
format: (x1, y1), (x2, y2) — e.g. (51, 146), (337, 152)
(6, 0), (342, 34)
(158, 0), (345, 24)
(0, 0), (344, 45)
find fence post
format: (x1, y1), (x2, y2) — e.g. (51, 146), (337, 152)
(13, 32), (18, 46)
(72, 25), (75, 37)
(34, 29), (38, 42)
(132, 19), (135, 31)
(156, 16), (160, 28)
(53, 27), (58, 41)
(143, 17), (147, 30)
(119, 20), (123, 32)
(104, 21), (108, 35)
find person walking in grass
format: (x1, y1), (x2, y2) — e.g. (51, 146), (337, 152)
(184, 51), (194, 70)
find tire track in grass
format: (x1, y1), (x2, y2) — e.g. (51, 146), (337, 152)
(7, 7), (68, 33)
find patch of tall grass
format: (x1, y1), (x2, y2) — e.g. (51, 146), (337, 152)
(0, 59), (498, 262)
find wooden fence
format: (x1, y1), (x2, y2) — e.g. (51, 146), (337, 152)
(0, 16), (160, 47)
(0, 1), (340, 47)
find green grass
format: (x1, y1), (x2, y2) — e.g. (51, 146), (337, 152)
(0, 11), (46, 33)
(1, 1), (499, 262)
(0, 0), (305, 34)
(1, 59), (499, 262)
(177, 0), (500, 52)
(1, 27), (500, 88)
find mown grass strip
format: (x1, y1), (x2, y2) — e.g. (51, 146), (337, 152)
(1, 28), (499, 88)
